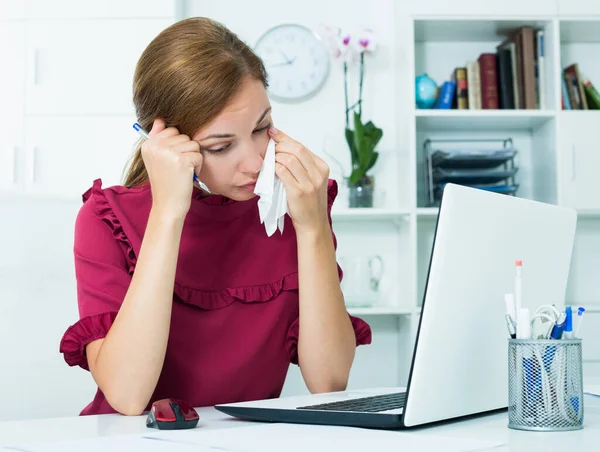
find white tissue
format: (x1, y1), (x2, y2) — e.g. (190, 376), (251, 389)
(254, 139), (288, 236)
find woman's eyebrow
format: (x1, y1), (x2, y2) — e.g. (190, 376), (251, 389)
(200, 132), (235, 140)
(198, 107), (272, 141)
(255, 107), (272, 126)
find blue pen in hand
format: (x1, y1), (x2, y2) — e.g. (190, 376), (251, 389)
(132, 122), (209, 192)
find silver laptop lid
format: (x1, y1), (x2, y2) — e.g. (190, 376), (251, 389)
(403, 184), (576, 427)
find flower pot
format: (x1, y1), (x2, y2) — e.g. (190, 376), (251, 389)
(348, 175), (374, 208)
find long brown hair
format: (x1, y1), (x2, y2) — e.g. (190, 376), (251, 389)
(123, 17), (268, 187)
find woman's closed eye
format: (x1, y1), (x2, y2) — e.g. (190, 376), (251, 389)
(253, 122), (272, 135)
(203, 143), (231, 154)
(202, 122), (272, 154)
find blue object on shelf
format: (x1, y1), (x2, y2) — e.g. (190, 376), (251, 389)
(415, 73), (438, 109)
(435, 81), (456, 109)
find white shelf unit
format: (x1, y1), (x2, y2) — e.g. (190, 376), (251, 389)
(333, 16), (600, 377)
(403, 14), (600, 381)
(333, 11), (600, 383)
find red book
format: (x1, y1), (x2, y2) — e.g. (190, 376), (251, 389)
(478, 53), (499, 109)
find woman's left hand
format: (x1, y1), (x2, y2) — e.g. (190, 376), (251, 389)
(269, 126), (330, 233)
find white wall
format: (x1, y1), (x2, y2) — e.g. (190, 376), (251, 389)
(0, 194), (95, 420)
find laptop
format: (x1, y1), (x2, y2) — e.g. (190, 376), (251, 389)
(215, 183), (577, 429)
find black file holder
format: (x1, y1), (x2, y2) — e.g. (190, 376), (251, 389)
(423, 137), (519, 207)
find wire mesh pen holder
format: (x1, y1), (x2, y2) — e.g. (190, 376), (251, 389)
(508, 339), (583, 431)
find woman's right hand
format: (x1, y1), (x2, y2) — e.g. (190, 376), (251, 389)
(141, 118), (204, 220)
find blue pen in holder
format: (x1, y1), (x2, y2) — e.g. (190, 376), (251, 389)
(508, 338), (583, 431)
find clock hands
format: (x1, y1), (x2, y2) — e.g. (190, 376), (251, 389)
(279, 49), (293, 64)
(269, 61), (293, 68)
(268, 55), (297, 69)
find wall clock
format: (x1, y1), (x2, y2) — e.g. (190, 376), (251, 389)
(254, 23), (330, 103)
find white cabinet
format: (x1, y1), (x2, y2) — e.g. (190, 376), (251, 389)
(0, 0), (25, 19)
(558, 0), (600, 16)
(0, 194), (97, 421)
(0, 21), (26, 192)
(25, 18), (172, 116)
(23, 116), (139, 198)
(404, 0), (557, 16)
(0, 12), (174, 198)
(558, 113), (600, 210)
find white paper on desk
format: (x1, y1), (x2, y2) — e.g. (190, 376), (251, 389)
(2, 434), (214, 452)
(147, 422), (505, 452)
(254, 139), (288, 237)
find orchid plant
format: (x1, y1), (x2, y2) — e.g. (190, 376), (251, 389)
(318, 25), (383, 186)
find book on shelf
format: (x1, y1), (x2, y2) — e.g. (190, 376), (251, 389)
(478, 53), (499, 109)
(466, 61), (481, 109)
(562, 63), (600, 110)
(435, 80), (456, 109)
(496, 46), (515, 109)
(453, 67), (468, 110)
(535, 29), (546, 111)
(497, 40), (518, 109)
(428, 26), (544, 111)
(583, 79), (600, 109)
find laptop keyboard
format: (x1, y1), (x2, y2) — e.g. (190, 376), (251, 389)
(297, 392), (406, 413)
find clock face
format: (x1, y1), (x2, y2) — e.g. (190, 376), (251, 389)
(254, 24), (330, 102)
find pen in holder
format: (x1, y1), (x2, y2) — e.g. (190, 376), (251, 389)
(508, 338), (583, 431)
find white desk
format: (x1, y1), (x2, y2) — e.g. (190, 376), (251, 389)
(1, 395), (599, 451)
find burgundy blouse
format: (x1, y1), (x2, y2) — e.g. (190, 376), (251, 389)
(59, 178), (372, 415)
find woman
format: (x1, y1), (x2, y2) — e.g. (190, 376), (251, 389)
(59, 17), (371, 416)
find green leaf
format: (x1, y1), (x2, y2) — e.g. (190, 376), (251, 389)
(358, 135), (372, 170)
(345, 128), (358, 168)
(352, 113), (372, 171)
(352, 112), (365, 156)
(349, 168), (364, 185)
(363, 121), (383, 148)
(366, 152), (379, 172)
(348, 113), (383, 180)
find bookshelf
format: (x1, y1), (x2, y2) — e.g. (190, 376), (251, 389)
(272, 11), (600, 387)
(398, 15), (600, 378)
(328, 12), (600, 383)
(335, 17), (600, 323)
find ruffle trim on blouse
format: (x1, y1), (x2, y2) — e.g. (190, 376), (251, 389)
(286, 314), (373, 365)
(84, 179), (138, 275)
(59, 311), (117, 370)
(173, 271), (299, 310)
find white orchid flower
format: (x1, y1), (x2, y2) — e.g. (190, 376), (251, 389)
(355, 28), (376, 53)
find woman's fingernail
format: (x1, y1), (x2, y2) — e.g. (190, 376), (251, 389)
(269, 126), (278, 135)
